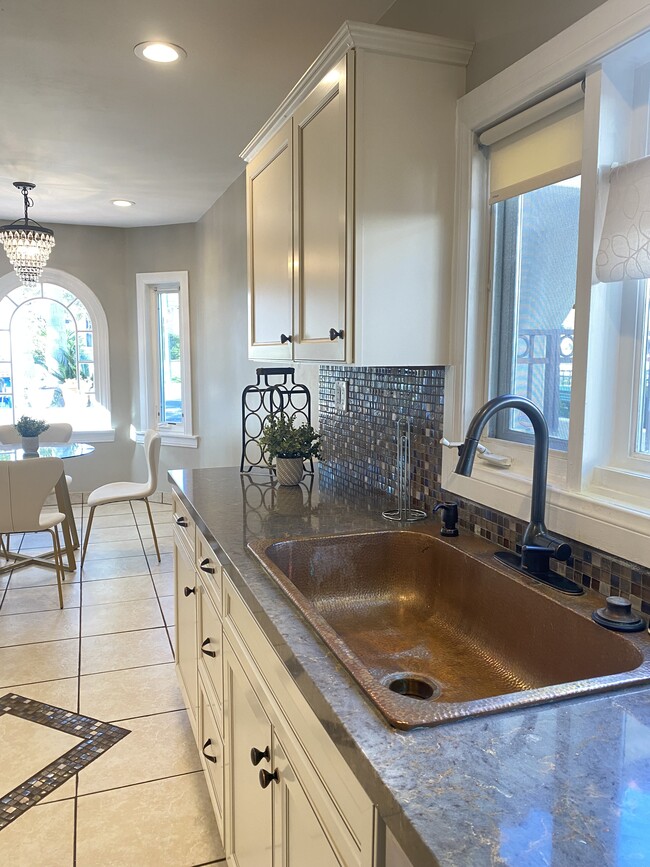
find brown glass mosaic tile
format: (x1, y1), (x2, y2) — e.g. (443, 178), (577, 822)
(319, 365), (650, 612)
(0, 693), (130, 830)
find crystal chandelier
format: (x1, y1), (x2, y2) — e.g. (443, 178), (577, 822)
(0, 182), (55, 289)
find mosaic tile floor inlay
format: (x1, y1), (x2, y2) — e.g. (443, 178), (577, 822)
(0, 693), (130, 830)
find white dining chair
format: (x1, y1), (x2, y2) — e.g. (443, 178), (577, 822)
(0, 458), (69, 608)
(0, 422), (79, 549)
(81, 430), (162, 566)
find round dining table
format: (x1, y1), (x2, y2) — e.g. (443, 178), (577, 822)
(0, 442), (95, 574)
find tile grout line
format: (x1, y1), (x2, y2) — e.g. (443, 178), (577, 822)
(76, 769), (204, 801)
(73, 500), (84, 867)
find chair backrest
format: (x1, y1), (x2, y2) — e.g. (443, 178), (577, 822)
(0, 423), (72, 444)
(0, 424), (19, 444)
(41, 423), (73, 443)
(143, 430), (161, 496)
(0, 457), (65, 532)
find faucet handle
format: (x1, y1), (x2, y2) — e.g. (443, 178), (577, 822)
(521, 541), (571, 574)
(432, 502), (459, 536)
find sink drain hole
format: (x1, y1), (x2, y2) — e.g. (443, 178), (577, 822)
(385, 674), (440, 701)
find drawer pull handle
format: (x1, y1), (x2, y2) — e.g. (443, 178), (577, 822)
(201, 638), (216, 658)
(250, 746), (270, 766)
(329, 327), (344, 341)
(200, 558), (215, 574)
(202, 739), (218, 764)
(280, 333), (292, 344)
(259, 768), (279, 788)
(183, 586), (196, 597)
(175, 516), (189, 527)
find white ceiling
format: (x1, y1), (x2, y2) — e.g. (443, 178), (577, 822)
(0, 0), (395, 228)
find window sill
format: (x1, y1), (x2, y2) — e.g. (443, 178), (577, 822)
(442, 450), (650, 569)
(134, 430), (199, 448)
(71, 429), (115, 444)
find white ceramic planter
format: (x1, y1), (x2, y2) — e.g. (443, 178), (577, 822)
(21, 436), (39, 454)
(275, 457), (304, 486)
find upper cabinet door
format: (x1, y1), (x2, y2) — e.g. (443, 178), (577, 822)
(292, 57), (350, 362)
(247, 120), (294, 361)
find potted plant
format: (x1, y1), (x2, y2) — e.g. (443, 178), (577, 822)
(15, 415), (49, 455)
(258, 415), (321, 486)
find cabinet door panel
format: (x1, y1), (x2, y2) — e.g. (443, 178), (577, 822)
(225, 641), (273, 867)
(293, 57), (349, 362)
(247, 120), (293, 360)
(274, 737), (343, 867)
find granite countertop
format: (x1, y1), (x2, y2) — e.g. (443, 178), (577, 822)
(170, 466), (650, 867)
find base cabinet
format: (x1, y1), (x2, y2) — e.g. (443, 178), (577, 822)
(173, 496), (396, 866)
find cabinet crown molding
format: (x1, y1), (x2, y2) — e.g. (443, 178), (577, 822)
(240, 20), (473, 162)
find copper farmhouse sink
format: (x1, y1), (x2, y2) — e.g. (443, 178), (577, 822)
(248, 530), (650, 729)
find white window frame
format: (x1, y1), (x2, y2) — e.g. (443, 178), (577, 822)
(0, 266), (114, 442)
(136, 270), (197, 448)
(444, 1), (650, 570)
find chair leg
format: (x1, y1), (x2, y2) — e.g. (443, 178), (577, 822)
(50, 528), (64, 610)
(81, 505), (96, 568)
(143, 498), (161, 563)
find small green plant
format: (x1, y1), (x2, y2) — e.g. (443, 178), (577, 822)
(14, 415), (49, 437)
(258, 415), (321, 461)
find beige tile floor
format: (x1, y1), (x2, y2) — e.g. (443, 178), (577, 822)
(0, 498), (225, 867)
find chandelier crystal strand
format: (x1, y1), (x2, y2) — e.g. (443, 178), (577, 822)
(0, 183), (55, 289)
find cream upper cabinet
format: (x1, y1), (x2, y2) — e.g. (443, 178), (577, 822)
(292, 56), (348, 362)
(242, 22), (472, 365)
(247, 121), (294, 361)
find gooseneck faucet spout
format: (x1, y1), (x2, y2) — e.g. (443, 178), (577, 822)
(455, 395), (578, 593)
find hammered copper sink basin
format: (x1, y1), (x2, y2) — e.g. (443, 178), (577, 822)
(248, 530), (650, 729)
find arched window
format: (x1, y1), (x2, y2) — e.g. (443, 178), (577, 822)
(0, 268), (111, 433)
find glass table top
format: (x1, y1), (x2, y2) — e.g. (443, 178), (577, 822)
(0, 443), (95, 460)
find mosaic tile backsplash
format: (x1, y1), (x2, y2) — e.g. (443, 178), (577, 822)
(319, 365), (650, 616)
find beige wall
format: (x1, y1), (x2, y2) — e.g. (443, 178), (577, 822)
(379, 0), (607, 89)
(190, 172), (319, 482)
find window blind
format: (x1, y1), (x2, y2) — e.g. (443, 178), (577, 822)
(480, 84), (584, 204)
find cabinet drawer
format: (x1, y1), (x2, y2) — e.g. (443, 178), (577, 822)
(196, 529), (221, 615)
(172, 492), (195, 553)
(199, 679), (224, 838)
(198, 585), (223, 733)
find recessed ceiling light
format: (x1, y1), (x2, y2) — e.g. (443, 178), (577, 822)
(112, 199), (135, 208)
(134, 41), (187, 63)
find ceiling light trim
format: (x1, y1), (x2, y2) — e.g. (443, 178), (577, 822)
(134, 41), (187, 63)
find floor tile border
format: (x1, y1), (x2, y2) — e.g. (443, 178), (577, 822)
(0, 693), (130, 830)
